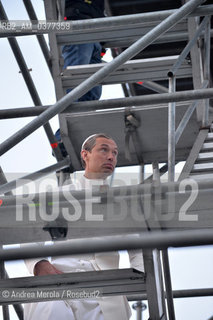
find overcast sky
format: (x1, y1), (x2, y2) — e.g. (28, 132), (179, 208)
(0, 1), (213, 319)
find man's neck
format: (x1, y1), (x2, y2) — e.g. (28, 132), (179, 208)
(84, 172), (108, 180)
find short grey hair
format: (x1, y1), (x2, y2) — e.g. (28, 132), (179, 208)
(80, 133), (114, 168)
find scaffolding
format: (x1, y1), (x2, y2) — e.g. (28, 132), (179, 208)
(0, 0), (213, 319)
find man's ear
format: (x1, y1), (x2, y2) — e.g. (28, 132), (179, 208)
(81, 149), (88, 162)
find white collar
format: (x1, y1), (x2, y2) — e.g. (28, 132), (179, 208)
(80, 175), (108, 189)
(59, 175), (109, 191)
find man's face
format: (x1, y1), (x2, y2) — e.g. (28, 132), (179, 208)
(81, 137), (118, 179)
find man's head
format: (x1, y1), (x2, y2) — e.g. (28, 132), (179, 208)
(81, 133), (118, 179)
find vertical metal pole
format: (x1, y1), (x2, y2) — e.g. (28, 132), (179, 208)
(202, 17), (210, 127)
(152, 161), (161, 183)
(0, 261), (23, 320)
(133, 302), (142, 320)
(132, 301), (147, 320)
(0, 262), (10, 320)
(168, 76), (176, 182)
(161, 250), (176, 320)
(139, 164), (145, 184)
(165, 76), (177, 318)
(143, 249), (167, 319)
(0, 167), (10, 319)
(56, 0), (65, 21)
(165, 75), (177, 319)
(0, 168), (23, 320)
(0, 171), (10, 320)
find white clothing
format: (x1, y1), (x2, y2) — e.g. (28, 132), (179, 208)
(24, 176), (144, 320)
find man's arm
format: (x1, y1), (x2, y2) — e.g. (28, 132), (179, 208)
(20, 243), (63, 276)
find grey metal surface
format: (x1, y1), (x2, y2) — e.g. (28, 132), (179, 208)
(62, 56), (192, 89)
(60, 102), (199, 170)
(0, 268), (145, 304)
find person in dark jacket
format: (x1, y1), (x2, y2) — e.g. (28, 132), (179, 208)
(63, 0), (105, 101)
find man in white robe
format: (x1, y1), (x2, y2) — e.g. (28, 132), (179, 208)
(24, 133), (144, 320)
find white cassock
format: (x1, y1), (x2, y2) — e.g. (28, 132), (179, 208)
(24, 176), (144, 320)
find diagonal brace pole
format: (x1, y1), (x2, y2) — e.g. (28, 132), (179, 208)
(0, 1), (63, 161)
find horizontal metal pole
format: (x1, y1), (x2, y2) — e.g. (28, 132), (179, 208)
(1, 229), (213, 261)
(0, 0), (205, 157)
(3, 28), (213, 49)
(1, 88), (213, 119)
(128, 287), (213, 301)
(0, 5), (212, 37)
(0, 106), (50, 119)
(105, 29), (213, 49)
(0, 157), (70, 195)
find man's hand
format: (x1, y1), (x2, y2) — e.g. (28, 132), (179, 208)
(34, 260), (63, 276)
